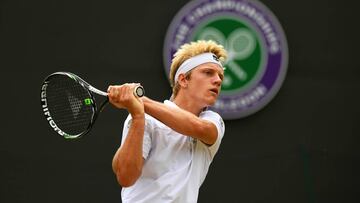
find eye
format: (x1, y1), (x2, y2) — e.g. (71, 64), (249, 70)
(204, 70), (212, 75)
(219, 74), (224, 81)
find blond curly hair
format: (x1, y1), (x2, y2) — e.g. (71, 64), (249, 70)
(169, 40), (227, 98)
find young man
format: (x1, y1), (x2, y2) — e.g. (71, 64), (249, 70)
(108, 40), (227, 203)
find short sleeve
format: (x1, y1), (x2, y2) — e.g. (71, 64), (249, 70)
(200, 110), (225, 158)
(121, 114), (153, 159)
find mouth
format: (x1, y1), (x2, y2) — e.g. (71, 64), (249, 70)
(209, 88), (219, 95)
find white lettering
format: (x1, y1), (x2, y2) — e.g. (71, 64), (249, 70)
(181, 0), (282, 54)
(173, 24), (189, 50)
(41, 82), (66, 137)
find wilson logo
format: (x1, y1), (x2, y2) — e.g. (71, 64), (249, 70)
(41, 82), (66, 137)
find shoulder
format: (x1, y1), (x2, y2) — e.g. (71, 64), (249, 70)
(200, 110), (224, 124)
(200, 110), (225, 131)
(200, 109), (221, 118)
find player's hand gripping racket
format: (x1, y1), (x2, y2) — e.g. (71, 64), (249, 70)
(40, 72), (145, 139)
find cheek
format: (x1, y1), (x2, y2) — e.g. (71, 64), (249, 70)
(193, 80), (205, 90)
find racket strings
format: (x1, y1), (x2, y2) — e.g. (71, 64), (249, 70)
(46, 75), (94, 135)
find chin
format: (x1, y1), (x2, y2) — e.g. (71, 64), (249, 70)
(206, 98), (217, 106)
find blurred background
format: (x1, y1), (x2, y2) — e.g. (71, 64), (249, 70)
(1, 0), (359, 202)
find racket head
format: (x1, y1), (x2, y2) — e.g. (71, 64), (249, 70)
(40, 72), (97, 139)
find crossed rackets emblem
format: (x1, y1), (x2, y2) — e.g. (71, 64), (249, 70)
(198, 27), (256, 88)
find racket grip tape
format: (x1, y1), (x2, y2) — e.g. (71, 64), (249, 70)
(134, 86), (145, 97)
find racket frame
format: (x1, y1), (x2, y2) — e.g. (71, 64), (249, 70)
(41, 72), (107, 139)
(41, 71), (144, 139)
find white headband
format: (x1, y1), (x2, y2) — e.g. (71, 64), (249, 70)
(174, 52), (223, 84)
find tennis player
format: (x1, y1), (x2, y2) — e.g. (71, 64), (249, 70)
(108, 40), (227, 203)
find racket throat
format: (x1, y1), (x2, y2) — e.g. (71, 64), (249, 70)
(88, 86), (107, 96)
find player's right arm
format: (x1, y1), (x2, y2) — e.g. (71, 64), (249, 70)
(108, 84), (145, 187)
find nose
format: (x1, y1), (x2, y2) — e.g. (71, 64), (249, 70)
(213, 74), (222, 87)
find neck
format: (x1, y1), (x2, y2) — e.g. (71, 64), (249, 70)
(172, 93), (204, 116)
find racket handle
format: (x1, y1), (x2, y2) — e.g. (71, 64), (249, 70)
(134, 85), (145, 97)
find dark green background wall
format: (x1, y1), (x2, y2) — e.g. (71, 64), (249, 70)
(1, 0), (359, 202)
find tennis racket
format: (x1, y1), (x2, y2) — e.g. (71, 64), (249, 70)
(40, 72), (145, 139)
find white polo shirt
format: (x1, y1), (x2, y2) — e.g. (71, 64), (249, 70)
(120, 100), (225, 203)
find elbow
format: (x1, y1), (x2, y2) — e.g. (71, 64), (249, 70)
(113, 164), (142, 187)
(115, 171), (137, 187)
(112, 150), (144, 187)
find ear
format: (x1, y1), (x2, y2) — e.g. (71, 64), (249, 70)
(177, 74), (188, 88)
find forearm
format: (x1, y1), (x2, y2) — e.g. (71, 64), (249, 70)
(112, 115), (145, 187)
(142, 97), (217, 145)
